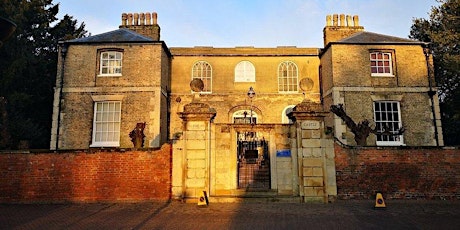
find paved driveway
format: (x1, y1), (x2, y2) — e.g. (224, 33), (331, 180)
(1, 200), (459, 229)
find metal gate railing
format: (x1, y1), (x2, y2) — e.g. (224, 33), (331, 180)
(237, 134), (270, 191)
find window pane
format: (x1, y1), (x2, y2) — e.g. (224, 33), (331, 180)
(370, 52), (392, 75)
(95, 132), (102, 142)
(100, 51), (122, 75)
(192, 61), (212, 92)
(92, 101), (121, 146)
(374, 101), (403, 145)
(235, 61), (255, 82)
(278, 61), (298, 92)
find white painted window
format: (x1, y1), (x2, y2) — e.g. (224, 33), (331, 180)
(370, 51), (393, 76)
(233, 110), (257, 124)
(373, 101), (404, 146)
(192, 61), (212, 93)
(90, 101), (121, 147)
(235, 61), (255, 82)
(100, 51), (122, 76)
(278, 61), (298, 92)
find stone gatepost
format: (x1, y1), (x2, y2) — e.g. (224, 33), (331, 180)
(178, 102), (216, 201)
(289, 99), (337, 203)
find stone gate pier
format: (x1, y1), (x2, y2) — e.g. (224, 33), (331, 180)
(289, 99), (337, 203)
(175, 101), (216, 201)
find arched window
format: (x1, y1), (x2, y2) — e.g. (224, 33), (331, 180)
(192, 61), (212, 93)
(235, 61), (255, 82)
(282, 105), (296, 124)
(233, 110), (258, 124)
(278, 61), (298, 92)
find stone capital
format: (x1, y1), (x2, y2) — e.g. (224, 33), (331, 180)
(178, 102), (216, 121)
(288, 99), (328, 121)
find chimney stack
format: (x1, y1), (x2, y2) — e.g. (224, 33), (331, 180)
(119, 11), (161, 41)
(322, 13), (364, 47)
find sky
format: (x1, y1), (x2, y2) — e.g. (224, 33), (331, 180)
(55, 0), (438, 48)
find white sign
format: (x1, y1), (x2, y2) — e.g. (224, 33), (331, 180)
(187, 121), (206, 131)
(301, 120), (320, 130)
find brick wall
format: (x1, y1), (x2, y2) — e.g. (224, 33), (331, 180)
(335, 144), (460, 200)
(0, 144), (171, 203)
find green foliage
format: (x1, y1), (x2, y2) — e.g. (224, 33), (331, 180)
(0, 0), (87, 149)
(410, 0), (460, 145)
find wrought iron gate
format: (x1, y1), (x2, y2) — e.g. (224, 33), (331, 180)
(237, 132), (270, 191)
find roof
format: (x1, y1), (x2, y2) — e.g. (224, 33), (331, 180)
(65, 28), (155, 43)
(319, 31), (427, 57)
(336, 31), (424, 45)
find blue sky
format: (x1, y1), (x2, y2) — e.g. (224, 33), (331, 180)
(56, 0), (438, 47)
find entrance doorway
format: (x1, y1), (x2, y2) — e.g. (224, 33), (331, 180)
(237, 132), (270, 191)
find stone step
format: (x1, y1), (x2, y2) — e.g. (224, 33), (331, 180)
(209, 195), (302, 203)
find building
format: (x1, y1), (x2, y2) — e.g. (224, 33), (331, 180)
(50, 12), (443, 202)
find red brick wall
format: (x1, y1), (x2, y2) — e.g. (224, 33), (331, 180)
(0, 144), (171, 203)
(335, 144), (460, 200)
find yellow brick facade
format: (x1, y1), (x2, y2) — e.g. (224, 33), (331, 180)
(50, 12), (443, 202)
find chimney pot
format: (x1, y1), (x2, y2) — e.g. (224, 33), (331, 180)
(346, 15), (352, 27)
(153, 12), (158, 25)
(326, 15), (332, 26)
(134, 13), (139, 25)
(333, 14), (338, 26)
(353, 15), (359, 27)
(127, 13), (133, 26)
(121, 13), (127, 26)
(140, 13), (145, 25)
(146, 12), (151, 25)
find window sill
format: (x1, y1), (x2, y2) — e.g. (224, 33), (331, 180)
(90, 143), (120, 148)
(371, 74), (395, 77)
(278, 91), (300, 94)
(376, 141), (405, 146)
(98, 74), (122, 77)
(191, 91), (212, 94)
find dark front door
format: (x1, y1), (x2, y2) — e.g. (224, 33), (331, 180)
(237, 132), (270, 191)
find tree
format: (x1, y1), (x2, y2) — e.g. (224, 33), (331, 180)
(410, 0), (460, 145)
(0, 0), (87, 149)
(330, 104), (405, 146)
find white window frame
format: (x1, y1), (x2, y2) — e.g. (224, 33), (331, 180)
(233, 110), (257, 124)
(99, 51), (123, 76)
(90, 101), (122, 147)
(282, 105), (296, 124)
(278, 61), (298, 93)
(192, 61), (212, 93)
(370, 51), (394, 77)
(234, 61), (256, 82)
(373, 101), (404, 146)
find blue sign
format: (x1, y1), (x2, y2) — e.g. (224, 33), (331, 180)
(276, 149), (291, 157)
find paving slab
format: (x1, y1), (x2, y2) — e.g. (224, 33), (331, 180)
(1, 200), (459, 230)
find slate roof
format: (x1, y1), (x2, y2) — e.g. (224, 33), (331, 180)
(65, 28), (154, 43)
(336, 31), (424, 44)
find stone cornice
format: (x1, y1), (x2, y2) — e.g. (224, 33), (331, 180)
(61, 87), (157, 93)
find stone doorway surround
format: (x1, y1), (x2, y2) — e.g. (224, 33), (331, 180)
(174, 98), (336, 203)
